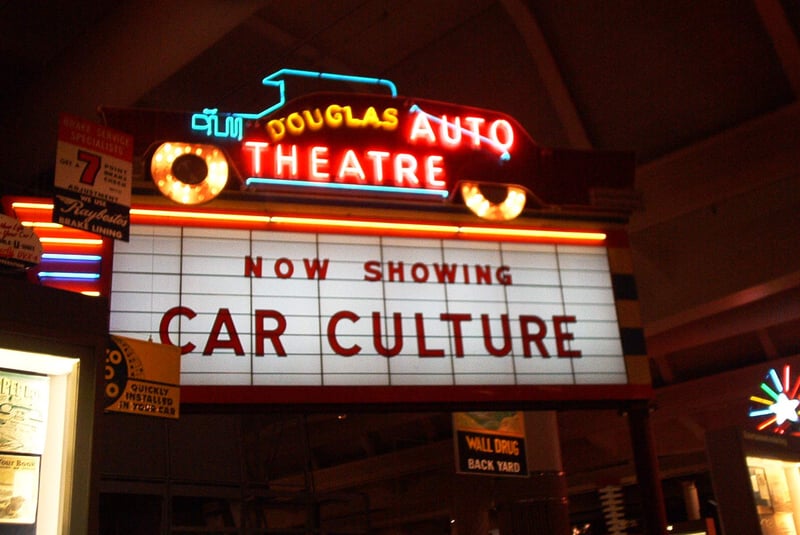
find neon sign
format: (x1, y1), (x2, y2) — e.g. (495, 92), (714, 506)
(99, 68), (635, 219)
(408, 105), (513, 160)
(235, 91), (519, 205)
(261, 104), (399, 140)
(190, 69), (398, 142)
(749, 365), (800, 435)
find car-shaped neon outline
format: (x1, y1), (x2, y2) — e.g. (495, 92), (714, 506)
(99, 69), (634, 220)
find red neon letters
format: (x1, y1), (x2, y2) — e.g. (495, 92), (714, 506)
(242, 103), (516, 191)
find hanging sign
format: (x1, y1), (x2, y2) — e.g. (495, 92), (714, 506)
(453, 412), (528, 477)
(53, 113), (133, 241)
(0, 214), (41, 271)
(104, 335), (181, 419)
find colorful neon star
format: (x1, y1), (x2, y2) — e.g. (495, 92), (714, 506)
(749, 365), (800, 434)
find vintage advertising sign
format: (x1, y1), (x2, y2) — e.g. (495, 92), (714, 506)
(0, 454), (40, 525)
(0, 214), (41, 271)
(54, 113), (133, 241)
(0, 372), (49, 455)
(109, 224), (627, 389)
(453, 412), (528, 477)
(104, 335), (181, 419)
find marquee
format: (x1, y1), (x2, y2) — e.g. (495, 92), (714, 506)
(110, 224), (625, 388)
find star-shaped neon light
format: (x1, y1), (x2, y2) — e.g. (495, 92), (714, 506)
(749, 365), (800, 434)
(770, 393), (800, 425)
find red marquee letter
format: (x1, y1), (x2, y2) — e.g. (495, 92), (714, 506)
(373, 312), (403, 357)
(519, 315), (549, 357)
(160, 306), (196, 355)
(416, 313), (444, 358)
(481, 314), (512, 357)
(255, 310), (288, 356)
(440, 313), (472, 357)
(204, 308), (245, 356)
(553, 315), (581, 357)
(328, 310), (361, 356)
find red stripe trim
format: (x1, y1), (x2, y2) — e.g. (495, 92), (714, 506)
(181, 384), (653, 406)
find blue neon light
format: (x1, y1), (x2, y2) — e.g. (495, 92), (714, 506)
(42, 253), (102, 262)
(409, 104), (511, 162)
(245, 177), (449, 199)
(38, 272), (100, 281)
(769, 368), (783, 392)
(191, 69), (398, 140)
(191, 109), (244, 141)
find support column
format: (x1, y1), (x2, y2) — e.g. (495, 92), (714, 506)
(497, 411), (570, 535)
(627, 402), (667, 534)
(450, 476), (496, 535)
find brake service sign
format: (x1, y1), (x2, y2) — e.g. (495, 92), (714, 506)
(109, 226), (626, 388)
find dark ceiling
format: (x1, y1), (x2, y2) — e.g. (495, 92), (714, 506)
(2, 0), (800, 529)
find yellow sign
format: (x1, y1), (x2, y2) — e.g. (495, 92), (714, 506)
(453, 412), (528, 478)
(104, 335), (181, 419)
(0, 454), (40, 524)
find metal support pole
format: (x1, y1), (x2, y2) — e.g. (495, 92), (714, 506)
(627, 402), (667, 534)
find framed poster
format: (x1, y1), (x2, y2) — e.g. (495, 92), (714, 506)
(0, 454), (40, 524)
(0, 371), (49, 455)
(749, 466), (773, 514)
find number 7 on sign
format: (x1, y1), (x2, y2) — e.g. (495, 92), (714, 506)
(77, 150), (101, 186)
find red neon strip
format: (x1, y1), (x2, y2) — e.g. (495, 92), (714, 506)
(8, 199), (609, 245)
(785, 365), (792, 393)
(5, 198), (109, 296)
(789, 374), (800, 399)
(130, 206), (608, 244)
(757, 416), (777, 431)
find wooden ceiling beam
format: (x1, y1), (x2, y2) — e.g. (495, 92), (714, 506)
(757, 327), (780, 359)
(499, 0), (592, 149)
(755, 0), (800, 96)
(630, 102), (800, 233)
(645, 271), (800, 359)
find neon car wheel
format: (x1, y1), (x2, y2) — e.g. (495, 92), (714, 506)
(151, 142), (229, 204)
(461, 182), (527, 221)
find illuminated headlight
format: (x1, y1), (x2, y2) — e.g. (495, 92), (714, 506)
(461, 182), (527, 221)
(151, 142), (228, 205)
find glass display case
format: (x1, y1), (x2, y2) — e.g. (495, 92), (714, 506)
(707, 427), (800, 535)
(0, 278), (107, 534)
(746, 456), (800, 535)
